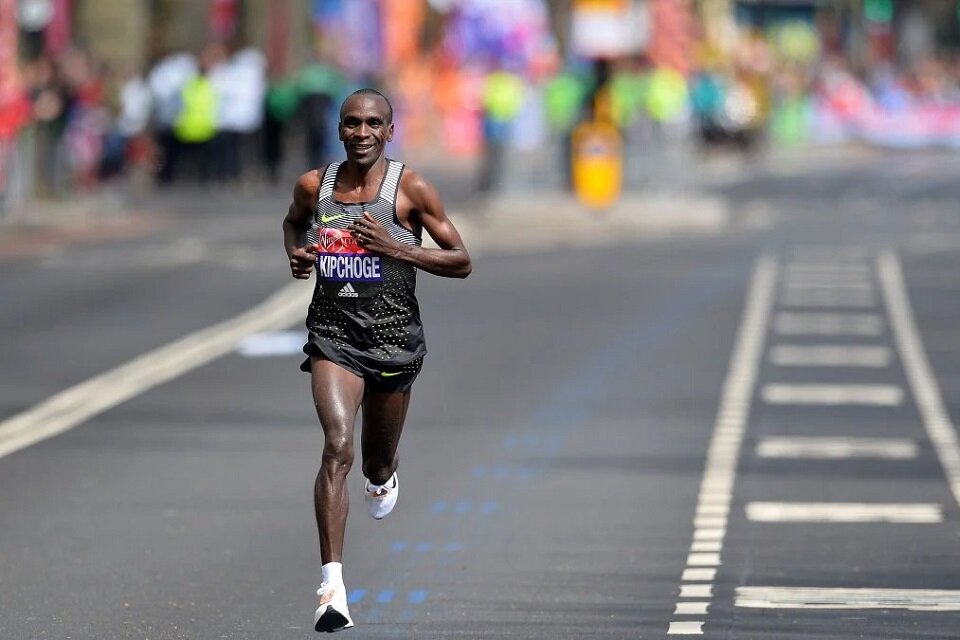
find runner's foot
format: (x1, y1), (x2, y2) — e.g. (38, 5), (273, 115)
(364, 472), (398, 520)
(314, 583), (354, 633)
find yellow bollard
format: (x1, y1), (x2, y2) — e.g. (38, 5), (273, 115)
(571, 120), (623, 210)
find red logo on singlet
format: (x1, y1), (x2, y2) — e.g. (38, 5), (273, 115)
(317, 228), (368, 255)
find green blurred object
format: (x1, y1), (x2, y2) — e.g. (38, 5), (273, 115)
(770, 96), (811, 147)
(298, 63), (344, 97)
(773, 21), (820, 64)
(645, 68), (687, 123)
(864, 0), (893, 23)
(544, 72), (588, 132)
(609, 71), (648, 128)
(266, 80), (301, 122)
(484, 71), (525, 123)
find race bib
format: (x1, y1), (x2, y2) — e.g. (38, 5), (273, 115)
(315, 228), (383, 298)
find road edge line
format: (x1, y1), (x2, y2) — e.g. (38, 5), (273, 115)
(0, 281), (312, 459)
(878, 250), (960, 508)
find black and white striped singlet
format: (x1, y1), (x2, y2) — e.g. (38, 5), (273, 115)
(302, 159), (426, 369)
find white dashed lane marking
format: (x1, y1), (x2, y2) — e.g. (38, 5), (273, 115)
(773, 312), (884, 336)
(761, 383), (904, 406)
(667, 256), (778, 635)
(769, 345), (891, 367)
(736, 587), (960, 611)
(745, 502), (943, 523)
(780, 292), (877, 308)
(756, 437), (918, 460)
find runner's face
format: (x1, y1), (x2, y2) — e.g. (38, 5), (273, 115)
(339, 96), (393, 167)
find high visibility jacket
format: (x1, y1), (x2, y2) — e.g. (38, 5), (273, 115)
(174, 76), (218, 143)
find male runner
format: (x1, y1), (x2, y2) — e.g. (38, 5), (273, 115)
(282, 88), (472, 632)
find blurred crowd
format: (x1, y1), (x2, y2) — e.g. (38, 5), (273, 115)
(6, 0), (960, 203)
(20, 43), (293, 195)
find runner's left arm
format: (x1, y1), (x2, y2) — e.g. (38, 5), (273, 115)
(348, 171), (472, 279)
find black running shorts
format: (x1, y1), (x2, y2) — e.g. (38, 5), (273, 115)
(301, 339), (423, 394)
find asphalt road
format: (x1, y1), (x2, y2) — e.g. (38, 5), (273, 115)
(2, 149), (960, 639)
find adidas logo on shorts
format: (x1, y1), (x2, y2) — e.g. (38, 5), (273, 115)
(338, 283), (359, 298)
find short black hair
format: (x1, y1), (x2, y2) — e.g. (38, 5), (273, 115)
(341, 88), (393, 124)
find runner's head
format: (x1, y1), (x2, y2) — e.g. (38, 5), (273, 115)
(339, 89), (394, 168)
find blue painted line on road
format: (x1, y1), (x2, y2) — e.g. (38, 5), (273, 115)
(454, 500), (472, 513)
(502, 432), (566, 453)
(431, 500), (448, 513)
(415, 542), (433, 552)
(408, 590), (428, 604)
(443, 542), (464, 552)
(390, 541), (407, 552)
(481, 501), (499, 514)
(472, 465), (538, 479)
(347, 589), (367, 604)
(376, 590), (395, 604)
(530, 277), (737, 428)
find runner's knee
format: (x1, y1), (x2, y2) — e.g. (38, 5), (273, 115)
(322, 435), (354, 473)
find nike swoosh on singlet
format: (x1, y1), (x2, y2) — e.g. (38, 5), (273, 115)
(320, 212), (347, 224)
(380, 371), (404, 377)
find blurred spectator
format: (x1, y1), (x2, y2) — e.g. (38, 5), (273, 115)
(262, 76), (299, 184)
(478, 67), (523, 193)
(150, 52), (197, 184)
(172, 45), (220, 184)
(211, 47), (266, 182)
(100, 65), (152, 179)
(24, 56), (67, 196)
(298, 59), (344, 170)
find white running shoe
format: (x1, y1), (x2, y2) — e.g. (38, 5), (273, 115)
(314, 583), (354, 633)
(363, 472), (398, 520)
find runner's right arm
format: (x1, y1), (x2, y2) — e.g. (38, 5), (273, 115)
(283, 170), (321, 280)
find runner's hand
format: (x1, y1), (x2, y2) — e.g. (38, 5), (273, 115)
(349, 213), (396, 255)
(289, 244), (318, 279)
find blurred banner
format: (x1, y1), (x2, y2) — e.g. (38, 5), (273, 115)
(571, 0), (647, 59)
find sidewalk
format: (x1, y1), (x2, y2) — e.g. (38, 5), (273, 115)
(0, 143), (883, 260)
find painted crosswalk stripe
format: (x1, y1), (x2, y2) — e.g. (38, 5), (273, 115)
(761, 384), (903, 406)
(746, 502), (942, 523)
(785, 265), (872, 276)
(769, 345), (891, 368)
(789, 245), (870, 259)
(736, 587), (960, 611)
(756, 436), (917, 459)
(773, 312), (883, 336)
(780, 292), (876, 308)
(782, 281), (874, 291)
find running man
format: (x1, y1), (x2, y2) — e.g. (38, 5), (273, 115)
(282, 88), (472, 632)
